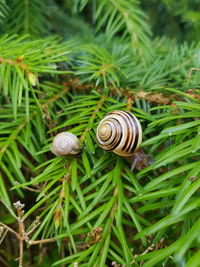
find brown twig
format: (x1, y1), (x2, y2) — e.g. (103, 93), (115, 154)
(0, 255), (9, 267)
(0, 223), (19, 239)
(14, 182), (40, 193)
(1, 200), (64, 266)
(14, 201), (25, 267)
(26, 218), (40, 236)
(131, 237), (165, 265)
(0, 227), (8, 245)
(28, 237), (58, 245)
(0, 57), (29, 71)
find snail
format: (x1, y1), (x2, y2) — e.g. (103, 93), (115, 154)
(51, 132), (80, 156)
(96, 110), (152, 170)
(96, 110), (142, 156)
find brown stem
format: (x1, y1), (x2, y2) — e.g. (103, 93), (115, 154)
(0, 222), (19, 239)
(26, 219), (40, 236)
(18, 219), (25, 267)
(0, 57), (29, 71)
(13, 202), (25, 267)
(14, 182), (40, 193)
(0, 256), (9, 267)
(28, 237), (59, 245)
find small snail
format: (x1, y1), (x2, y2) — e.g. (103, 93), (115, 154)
(96, 110), (142, 156)
(51, 132), (80, 156)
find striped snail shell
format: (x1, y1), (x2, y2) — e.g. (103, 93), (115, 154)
(96, 110), (142, 156)
(51, 132), (80, 156)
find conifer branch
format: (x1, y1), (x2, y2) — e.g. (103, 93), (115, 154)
(0, 56), (29, 71)
(0, 1), (200, 266)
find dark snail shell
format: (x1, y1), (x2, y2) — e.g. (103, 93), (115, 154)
(51, 132), (80, 156)
(96, 110), (142, 156)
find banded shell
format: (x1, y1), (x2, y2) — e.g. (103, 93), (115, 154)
(51, 132), (80, 156)
(96, 110), (142, 156)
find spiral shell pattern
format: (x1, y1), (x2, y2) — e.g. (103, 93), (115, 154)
(51, 132), (80, 156)
(96, 110), (142, 156)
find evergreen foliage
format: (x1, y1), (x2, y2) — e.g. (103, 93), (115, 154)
(0, 0), (199, 266)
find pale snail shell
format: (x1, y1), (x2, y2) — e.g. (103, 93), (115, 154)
(51, 132), (80, 156)
(96, 110), (142, 156)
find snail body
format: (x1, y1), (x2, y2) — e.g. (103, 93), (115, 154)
(51, 132), (80, 156)
(96, 110), (142, 156)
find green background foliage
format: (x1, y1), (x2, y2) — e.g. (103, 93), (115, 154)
(0, 0), (199, 266)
